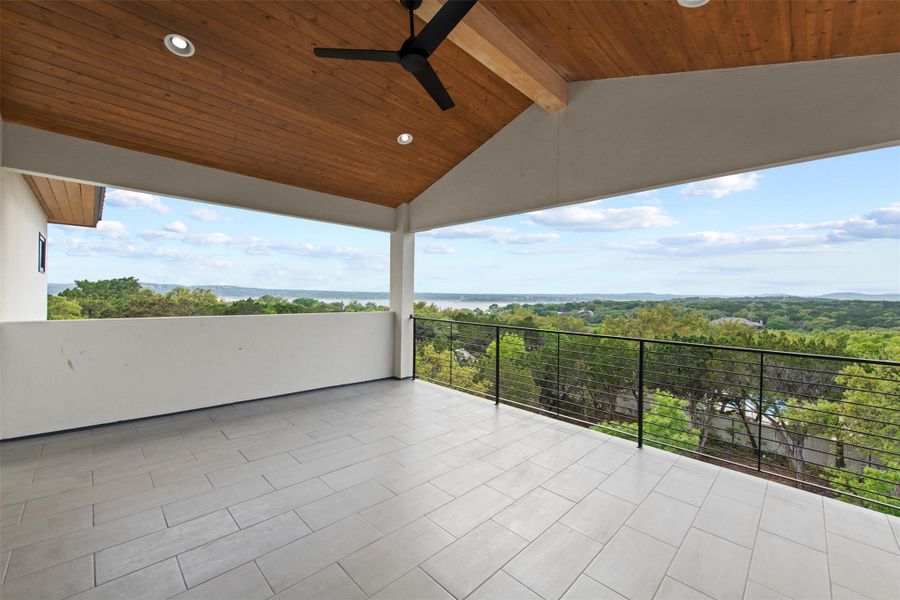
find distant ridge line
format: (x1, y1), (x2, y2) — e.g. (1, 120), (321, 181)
(47, 283), (900, 302)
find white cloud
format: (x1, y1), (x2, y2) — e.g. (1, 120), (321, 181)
(104, 189), (170, 214)
(627, 203), (900, 257)
(424, 224), (559, 245)
(165, 220), (188, 233)
(419, 241), (456, 255)
(96, 220), (128, 240)
(190, 207), (227, 222)
(528, 205), (677, 232)
(499, 232), (560, 244)
(424, 225), (512, 240)
(681, 172), (761, 199)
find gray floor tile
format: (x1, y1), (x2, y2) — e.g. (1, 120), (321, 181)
(341, 517), (454, 595)
(597, 465), (662, 504)
(69, 557), (185, 600)
(578, 444), (637, 474)
(625, 448), (679, 477)
(427, 484), (514, 537)
(667, 528), (752, 600)
(361, 483), (452, 534)
(487, 460), (554, 499)
(258, 514), (382, 592)
(742, 580), (791, 600)
(0, 503), (23, 529)
(655, 577), (714, 600)
(470, 571), (542, 600)
(95, 509), (238, 584)
(482, 441), (542, 471)
(206, 453), (298, 488)
(0, 555), (93, 600)
(6, 507), (167, 579)
(93, 475), (211, 524)
(271, 563), (365, 600)
(542, 462), (608, 502)
(563, 575), (628, 600)
(693, 493), (761, 549)
(560, 489), (636, 544)
(493, 487), (574, 541)
(748, 530), (830, 600)
(150, 453), (246, 487)
(0, 505), (92, 552)
(163, 475), (273, 525)
(229, 477), (333, 528)
(626, 492), (698, 547)
(297, 480), (395, 530)
(21, 473), (153, 522)
(654, 467), (716, 506)
(709, 470), (767, 509)
(320, 455), (402, 491)
(370, 568), (454, 600)
(823, 499), (898, 554)
(826, 532), (900, 600)
(0, 472), (93, 507)
(422, 520), (528, 599)
(585, 526), (677, 600)
(3, 380), (897, 600)
(505, 522), (603, 600)
(759, 494), (826, 552)
(377, 457), (453, 494)
(171, 562), (272, 599)
(178, 511), (310, 587)
(436, 440), (503, 469)
(432, 460), (504, 497)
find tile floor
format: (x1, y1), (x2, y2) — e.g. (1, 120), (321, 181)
(1, 379), (898, 600)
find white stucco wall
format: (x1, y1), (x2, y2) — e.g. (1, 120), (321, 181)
(0, 311), (394, 438)
(0, 169), (48, 322)
(409, 53), (900, 231)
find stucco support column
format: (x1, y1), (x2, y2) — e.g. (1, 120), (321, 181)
(390, 203), (414, 379)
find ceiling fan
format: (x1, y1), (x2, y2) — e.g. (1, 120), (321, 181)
(313, 0), (477, 111)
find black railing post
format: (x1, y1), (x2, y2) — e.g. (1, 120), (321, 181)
(556, 332), (561, 416)
(637, 340), (645, 448)
(757, 352), (764, 471)
(495, 325), (500, 405)
(449, 321), (454, 388)
(412, 316), (417, 380)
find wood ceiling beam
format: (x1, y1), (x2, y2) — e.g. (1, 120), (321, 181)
(417, 0), (568, 112)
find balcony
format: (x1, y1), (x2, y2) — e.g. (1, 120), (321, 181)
(1, 375), (898, 600)
(1, 4), (899, 599)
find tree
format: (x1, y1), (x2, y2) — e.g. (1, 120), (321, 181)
(594, 391), (700, 453)
(47, 295), (84, 320)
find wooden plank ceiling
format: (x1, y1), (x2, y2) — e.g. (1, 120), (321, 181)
(2, 1), (898, 208)
(23, 174), (105, 227)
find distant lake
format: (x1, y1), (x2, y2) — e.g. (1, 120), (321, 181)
(216, 295), (503, 311)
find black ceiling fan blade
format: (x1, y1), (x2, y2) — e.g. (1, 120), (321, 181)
(313, 48), (400, 63)
(413, 0), (477, 56)
(411, 61), (454, 111)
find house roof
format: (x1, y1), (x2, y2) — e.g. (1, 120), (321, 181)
(22, 174), (105, 228)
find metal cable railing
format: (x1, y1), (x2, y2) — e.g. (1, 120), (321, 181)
(412, 316), (900, 514)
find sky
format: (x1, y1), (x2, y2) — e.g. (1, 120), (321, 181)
(49, 147), (900, 296)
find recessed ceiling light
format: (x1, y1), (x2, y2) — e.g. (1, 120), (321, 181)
(164, 34), (195, 57)
(677, 0), (710, 7)
(397, 133), (413, 145)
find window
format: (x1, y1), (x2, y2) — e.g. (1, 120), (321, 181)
(38, 233), (46, 273)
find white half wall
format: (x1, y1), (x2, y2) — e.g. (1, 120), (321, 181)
(0, 122), (397, 232)
(0, 311), (394, 438)
(409, 53), (900, 231)
(1, 169), (48, 322)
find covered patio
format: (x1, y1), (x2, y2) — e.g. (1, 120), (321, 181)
(1, 0), (899, 598)
(2, 379), (898, 600)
